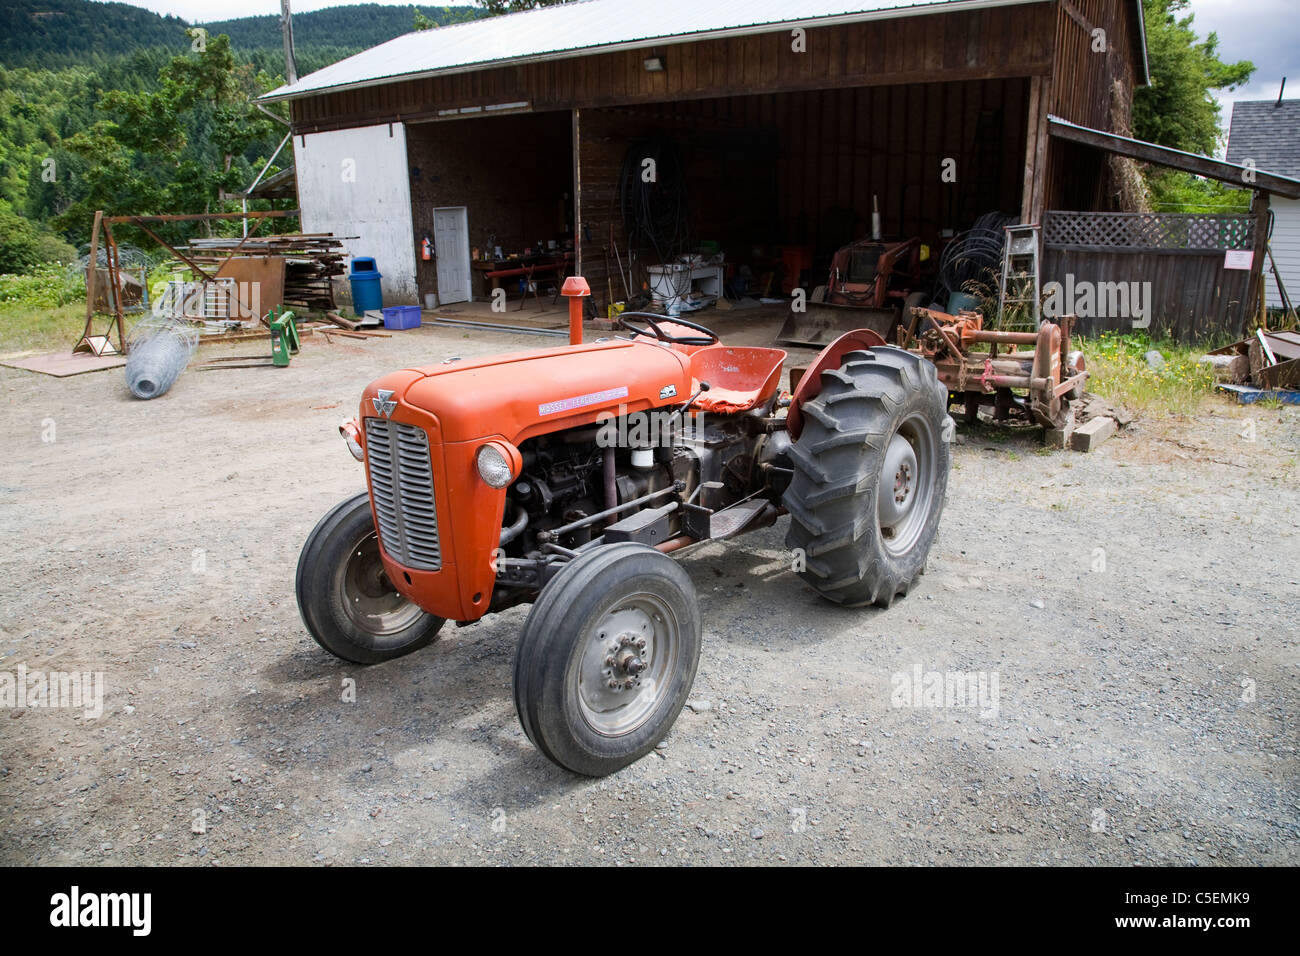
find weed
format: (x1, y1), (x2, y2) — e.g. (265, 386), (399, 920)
(1079, 331), (1216, 417)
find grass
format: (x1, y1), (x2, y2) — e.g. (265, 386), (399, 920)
(0, 264), (88, 354)
(0, 300), (89, 354)
(1078, 332), (1219, 418)
(0, 261), (175, 354)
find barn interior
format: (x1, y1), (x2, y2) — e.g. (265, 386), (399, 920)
(401, 78), (1032, 318)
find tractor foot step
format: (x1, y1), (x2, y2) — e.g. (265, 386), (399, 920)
(708, 500), (770, 540)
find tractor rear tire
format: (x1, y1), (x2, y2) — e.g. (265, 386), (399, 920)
(513, 542), (701, 776)
(784, 347), (951, 608)
(296, 492), (445, 664)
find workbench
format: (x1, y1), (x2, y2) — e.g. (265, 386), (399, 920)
(472, 252), (573, 299)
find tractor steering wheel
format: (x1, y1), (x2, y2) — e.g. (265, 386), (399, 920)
(617, 311), (719, 347)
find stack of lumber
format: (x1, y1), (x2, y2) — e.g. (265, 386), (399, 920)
(184, 233), (354, 312)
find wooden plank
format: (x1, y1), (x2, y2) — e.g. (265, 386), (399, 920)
(1030, 78), (1053, 222)
(1021, 76), (1042, 221)
(1048, 118), (1300, 199)
(215, 257), (285, 320)
(1071, 416), (1116, 452)
(1247, 190), (1271, 330)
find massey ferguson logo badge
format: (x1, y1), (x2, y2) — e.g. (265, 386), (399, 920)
(659, 384), (677, 400)
(372, 389), (397, 418)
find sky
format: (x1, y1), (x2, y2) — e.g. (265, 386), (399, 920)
(110, 0), (1300, 111)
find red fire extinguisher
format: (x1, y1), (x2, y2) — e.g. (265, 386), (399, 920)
(420, 235), (433, 261)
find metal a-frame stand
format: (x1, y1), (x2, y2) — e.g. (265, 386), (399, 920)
(72, 209), (299, 356)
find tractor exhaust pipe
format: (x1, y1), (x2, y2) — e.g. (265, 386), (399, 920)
(561, 275), (591, 345)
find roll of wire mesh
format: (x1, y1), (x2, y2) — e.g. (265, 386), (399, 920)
(936, 212), (1014, 304)
(125, 316), (200, 400)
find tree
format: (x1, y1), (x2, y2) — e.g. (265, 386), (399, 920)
(478, 0), (570, 15)
(55, 35), (282, 244)
(0, 199), (75, 273)
(1131, 0), (1255, 213)
(1133, 0), (1253, 156)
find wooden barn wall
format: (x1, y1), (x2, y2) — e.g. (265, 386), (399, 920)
(1042, 0), (1140, 213)
(406, 112), (572, 299)
(575, 104), (780, 301)
(289, 5), (1056, 134)
(575, 80), (1028, 308)
(1043, 248), (1253, 341)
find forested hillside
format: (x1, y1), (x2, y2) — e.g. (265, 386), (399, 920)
(0, 1), (484, 270)
(0, 0), (189, 69)
(0, 1), (480, 67)
(203, 4), (481, 53)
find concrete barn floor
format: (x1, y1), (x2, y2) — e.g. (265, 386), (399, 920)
(0, 313), (1296, 866)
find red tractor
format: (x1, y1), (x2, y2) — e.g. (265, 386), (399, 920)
(297, 278), (951, 776)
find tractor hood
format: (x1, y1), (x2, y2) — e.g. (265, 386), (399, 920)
(389, 338), (693, 444)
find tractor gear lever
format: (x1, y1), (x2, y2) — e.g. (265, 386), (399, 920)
(674, 381), (710, 422)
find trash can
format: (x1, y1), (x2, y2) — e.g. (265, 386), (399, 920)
(349, 257), (384, 316)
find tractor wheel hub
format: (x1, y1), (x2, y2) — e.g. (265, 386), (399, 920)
(603, 633), (649, 691)
(878, 433), (919, 527)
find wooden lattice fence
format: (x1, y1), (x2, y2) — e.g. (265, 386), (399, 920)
(1042, 211), (1256, 341)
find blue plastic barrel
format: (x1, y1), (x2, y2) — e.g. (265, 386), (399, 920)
(349, 257), (384, 316)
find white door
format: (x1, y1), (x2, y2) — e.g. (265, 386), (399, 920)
(433, 206), (471, 305)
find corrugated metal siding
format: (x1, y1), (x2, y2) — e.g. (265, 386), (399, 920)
(264, 0), (1042, 100)
(1267, 198), (1300, 310)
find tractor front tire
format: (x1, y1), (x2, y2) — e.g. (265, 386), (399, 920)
(784, 347), (951, 608)
(513, 542), (701, 776)
(296, 492), (445, 664)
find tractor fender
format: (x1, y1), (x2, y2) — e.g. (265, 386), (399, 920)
(786, 328), (888, 440)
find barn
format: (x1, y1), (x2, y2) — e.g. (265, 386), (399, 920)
(261, 0), (1154, 322)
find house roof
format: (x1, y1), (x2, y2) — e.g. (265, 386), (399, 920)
(1226, 99), (1300, 180)
(261, 0), (1148, 102)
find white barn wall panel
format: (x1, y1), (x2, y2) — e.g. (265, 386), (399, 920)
(1267, 198), (1300, 310)
(293, 123), (418, 304)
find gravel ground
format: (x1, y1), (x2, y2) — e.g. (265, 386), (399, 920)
(1, 317), (1296, 866)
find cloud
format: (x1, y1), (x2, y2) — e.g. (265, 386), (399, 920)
(1186, 0), (1298, 104)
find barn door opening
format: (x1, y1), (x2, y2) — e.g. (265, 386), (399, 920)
(433, 206), (470, 304)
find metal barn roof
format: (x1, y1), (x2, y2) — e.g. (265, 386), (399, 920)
(262, 0), (1147, 103)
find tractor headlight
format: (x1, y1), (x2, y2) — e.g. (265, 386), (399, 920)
(339, 419), (364, 461)
(476, 441), (516, 488)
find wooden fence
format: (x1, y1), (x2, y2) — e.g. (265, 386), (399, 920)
(1042, 211), (1255, 342)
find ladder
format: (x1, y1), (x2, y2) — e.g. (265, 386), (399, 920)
(998, 224), (1041, 328)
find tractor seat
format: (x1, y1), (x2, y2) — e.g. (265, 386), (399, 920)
(688, 346), (788, 414)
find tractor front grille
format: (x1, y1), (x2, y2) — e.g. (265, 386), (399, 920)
(364, 418), (442, 571)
